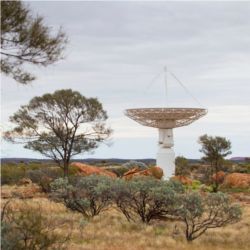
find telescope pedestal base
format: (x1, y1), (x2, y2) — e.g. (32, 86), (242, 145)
(157, 147), (175, 180)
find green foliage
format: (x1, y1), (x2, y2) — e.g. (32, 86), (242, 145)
(27, 167), (63, 192)
(108, 166), (128, 177)
(122, 161), (148, 170)
(112, 177), (184, 223)
(183, 180), (213, 193)
(1, 162), (60, 186)
(232, 163), (250, 174)
(49, 174), (242, 243)
(1, 201), (70, 250)
(198, 134), (232, 192)
(50, 175), (113, 218)
(1, 163), (26, 185)
(177, 192), (242, 241)
(175, 156), (190, 176)
(1, 162), (42, 185)
(199, 135), (232, 163)
(5, 89), (112, 177)
(1, 0), (67, 84)
(190, 180), (201, 190)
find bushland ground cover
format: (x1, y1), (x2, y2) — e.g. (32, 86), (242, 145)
(1, 197), (249, 250)
(1, 160), (249, 250)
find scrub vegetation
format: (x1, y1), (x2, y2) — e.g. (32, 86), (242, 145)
(0, 195), (249, 250)
(1, 152), (249, 250)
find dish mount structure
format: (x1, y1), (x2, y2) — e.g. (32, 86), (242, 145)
(125, 68), (207, 179)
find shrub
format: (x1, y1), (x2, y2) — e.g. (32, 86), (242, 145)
(112, 177), (184, 223)
(1, 163), (26, 185)
(232, 163), (250, 174)
(27, 167), (63, 192)
(108, 166), (128, 177)
(184, 180), (202, 191)
(177, 191), (242, 241)
(50, 175), (113, 218)
(122, 161), (148, 170)
(1, 162), (58, 185)
(1, 200), (70, 250)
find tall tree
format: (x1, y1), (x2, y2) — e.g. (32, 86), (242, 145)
(1, 1), (67, 84)
(5, 89), (112, 177)
(198, 134), (232, 192)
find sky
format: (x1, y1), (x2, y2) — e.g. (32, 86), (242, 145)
(1, 1), (250, 160)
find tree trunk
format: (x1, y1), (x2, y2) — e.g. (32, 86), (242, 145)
(213, 159), (219, 192)
(63, 161), (69, 177)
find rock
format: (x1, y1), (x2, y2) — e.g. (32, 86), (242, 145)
(123, 166), (163, 180)
(70, 162), (117, 178)
(123, 167), (140, 180)
(171, 176), (193, 185)
(212, 171), (226, 184)
(223, 173), (250, 188)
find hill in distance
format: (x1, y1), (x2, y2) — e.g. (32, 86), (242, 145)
(1, 157), (249, 165)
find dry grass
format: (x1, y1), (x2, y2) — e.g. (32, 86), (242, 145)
(1, 195), (250, 250)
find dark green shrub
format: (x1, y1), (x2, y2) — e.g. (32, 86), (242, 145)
(1, 162), (56, 185)
(27, 167), (63, 192)
(112, 177), (184, 223)
(177, 192), (242, 241)
(1, 164), (26, 185)
(1, 201), (70, 250)
(50, 175), (113, 218)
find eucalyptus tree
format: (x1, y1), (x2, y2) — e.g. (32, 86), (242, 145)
(5, 89), (112, 176)
(1, 0), (67, 84)
(198, 134), (232, 192)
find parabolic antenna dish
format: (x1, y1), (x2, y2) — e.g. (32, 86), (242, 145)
(125, 108), (207, 129)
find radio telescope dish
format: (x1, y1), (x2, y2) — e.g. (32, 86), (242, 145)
(124, 68), (207, 179)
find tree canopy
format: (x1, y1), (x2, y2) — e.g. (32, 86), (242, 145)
(198, 134), (232, 191)
(1, 0), (67, 84)
(5, 89), (112, 176)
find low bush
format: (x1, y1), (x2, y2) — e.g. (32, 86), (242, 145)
(112, 177), (184, 223)
(27, 167), (63, 192)
(1, 162), (57, 186)
(177, 191), (242, 241)
(1, 200), (70, 250)
(232, 163), (250, 174)
(184, 180), (202, 191)
(50, 175), (113, 218)
(49, 175), (242, 242)
(122, 161), (148, 170)
(1, 164), (26, 185)
(108, 166), (128, 177)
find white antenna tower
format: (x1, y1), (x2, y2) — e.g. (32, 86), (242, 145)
(125, 67), (207, 179)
